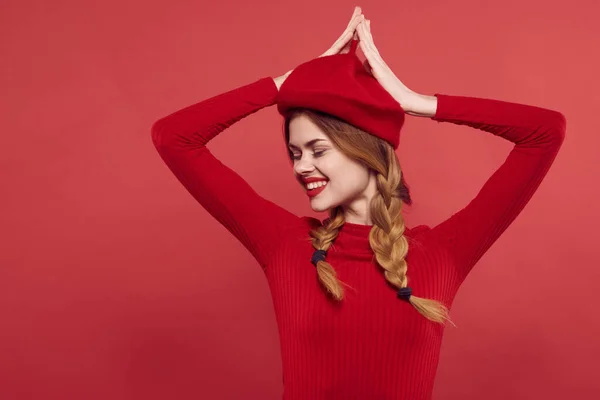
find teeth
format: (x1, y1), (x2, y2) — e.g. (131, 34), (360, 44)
(307, 181), (328, 190)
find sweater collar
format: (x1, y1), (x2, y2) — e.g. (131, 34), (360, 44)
(332, 221), (412, 255)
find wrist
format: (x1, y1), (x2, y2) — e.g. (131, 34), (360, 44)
(403, 93), (438, 118)
(273, 70), (293, 91)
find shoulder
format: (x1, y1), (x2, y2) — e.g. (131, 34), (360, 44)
(405, 224), (432, 249)
(407, 224), (431, 236)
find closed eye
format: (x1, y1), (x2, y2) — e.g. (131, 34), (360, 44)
(291, 150), (326, 160)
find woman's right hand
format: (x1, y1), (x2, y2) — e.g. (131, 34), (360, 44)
(273, 6), (365, 91)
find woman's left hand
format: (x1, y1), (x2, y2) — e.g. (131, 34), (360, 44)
(355, 18), (427, 115)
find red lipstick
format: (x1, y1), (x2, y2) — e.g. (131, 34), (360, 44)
(307, 184), (327, 198)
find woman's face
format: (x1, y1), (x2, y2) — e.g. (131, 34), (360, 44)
(288, 114), (377, 217)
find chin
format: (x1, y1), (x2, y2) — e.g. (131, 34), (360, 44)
(310, 196), (346, 213)
(310, 203), (330, 213)
(309, 197), (332, 213)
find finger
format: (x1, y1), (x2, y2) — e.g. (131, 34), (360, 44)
(359, 19), (381, 60)
(357, 19), (387, 67)
(365, 20), (379, 56)
(320, 29), (353, 57)
(321, 14), (364, 57)
(365, 20), (388, 66)
(338, 14), (363, 47)
(340, 30), (359, 53)
(347, 6), (362, 26)
(357, 34), (385, 75)
(356, 20), (376, 58)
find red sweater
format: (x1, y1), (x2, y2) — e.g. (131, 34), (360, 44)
(151, 77), (565, 400)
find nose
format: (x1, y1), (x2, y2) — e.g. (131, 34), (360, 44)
(293, 156), (315, 176)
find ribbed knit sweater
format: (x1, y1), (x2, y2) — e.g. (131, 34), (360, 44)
(150, 77), (566, 399)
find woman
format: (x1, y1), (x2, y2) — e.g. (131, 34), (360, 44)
(150, 6), (566, 400)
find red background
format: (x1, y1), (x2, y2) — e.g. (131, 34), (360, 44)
(1, 0), (599, 399)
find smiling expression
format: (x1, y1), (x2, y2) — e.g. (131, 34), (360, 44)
(287, 114), (378, 215)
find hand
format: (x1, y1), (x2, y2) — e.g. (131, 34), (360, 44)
(274, 6), (365, 91)
(318, 6), (364, 57)
(355, 18), (425, 114)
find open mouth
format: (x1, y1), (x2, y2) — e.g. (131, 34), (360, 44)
(306, 180), (328, 197)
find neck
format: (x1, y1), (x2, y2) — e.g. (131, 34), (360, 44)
(340, 172), (379, 225)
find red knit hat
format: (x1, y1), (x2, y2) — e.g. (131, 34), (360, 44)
(276, 39), (405, 149)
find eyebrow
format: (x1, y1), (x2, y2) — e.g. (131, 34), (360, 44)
(287, 139), (328, 150)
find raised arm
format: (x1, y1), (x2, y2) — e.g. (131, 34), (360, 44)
(424, 93), (566, 283)
(352, 18), (566, 283)
(151, 77), (301, 270)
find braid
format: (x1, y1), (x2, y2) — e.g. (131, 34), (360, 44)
(370, 146), (453, 324)
(308, 208), (352, 300)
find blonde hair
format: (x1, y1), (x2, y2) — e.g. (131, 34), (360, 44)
(284, 109), (452, 324)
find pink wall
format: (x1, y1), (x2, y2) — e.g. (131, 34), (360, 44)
(1, 0), (599, 399)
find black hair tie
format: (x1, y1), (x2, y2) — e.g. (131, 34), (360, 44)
(397, 287), (412, 302)
(311, 249), (328, 266)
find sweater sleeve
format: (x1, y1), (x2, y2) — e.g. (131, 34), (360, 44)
(150, 77), (301, 270)
(428, 93), (566, 284)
